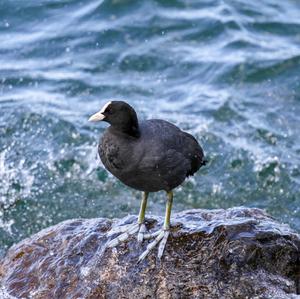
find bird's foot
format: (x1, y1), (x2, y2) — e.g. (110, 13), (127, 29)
(138, 229), (170, 262)
(107, 222), (147, 248)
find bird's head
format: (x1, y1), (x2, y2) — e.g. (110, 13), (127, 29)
(88, 100), (140, 137)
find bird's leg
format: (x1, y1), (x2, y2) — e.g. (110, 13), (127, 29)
(107, 192), (149, 247)
(137, 191), (148, 242)
(139, 191), (173, 262)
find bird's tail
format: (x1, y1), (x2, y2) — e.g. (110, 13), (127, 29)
(201, 159), (208, 166)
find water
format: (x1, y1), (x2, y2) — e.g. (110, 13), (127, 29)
(0, 0), (300, 257)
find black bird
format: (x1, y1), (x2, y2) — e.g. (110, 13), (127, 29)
(89, 101), (206, 261)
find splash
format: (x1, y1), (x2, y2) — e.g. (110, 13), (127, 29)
(0, 148), (34, 210)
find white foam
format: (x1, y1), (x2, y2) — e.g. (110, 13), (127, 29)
(0, 149), (34, 207)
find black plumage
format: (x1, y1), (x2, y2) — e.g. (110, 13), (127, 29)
(96, 101), (206, 192)
(89, 100), (206, 260)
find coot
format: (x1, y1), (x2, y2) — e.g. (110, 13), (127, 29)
(89, 101), (206, 261)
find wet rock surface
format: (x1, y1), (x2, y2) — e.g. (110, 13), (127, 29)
(0, 207), (300, 299)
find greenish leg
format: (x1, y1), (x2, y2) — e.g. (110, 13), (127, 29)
(107, 192), (149, 247)
(164, 191), (173, 230)
(137, 192), (149, 242)
(138, 192), (149, 224)
(138, 190), (173, 262)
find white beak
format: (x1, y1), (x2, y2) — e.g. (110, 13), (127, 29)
(88, 111), (105, 122)
(89, 101), (112, 122)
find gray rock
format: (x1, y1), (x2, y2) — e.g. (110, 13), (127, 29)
(0, 207), (299, 299)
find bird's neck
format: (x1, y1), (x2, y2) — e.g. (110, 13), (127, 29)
(112, 118), (140, 138)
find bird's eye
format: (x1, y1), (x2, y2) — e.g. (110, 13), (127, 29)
(106, 107), (112, 114)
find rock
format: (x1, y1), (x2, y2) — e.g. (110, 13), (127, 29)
(0, 207), (300, 299)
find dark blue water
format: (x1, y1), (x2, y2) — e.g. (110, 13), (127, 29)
(1, 0), (300, 257)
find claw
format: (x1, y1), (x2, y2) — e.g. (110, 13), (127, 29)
(158, 230), (169, 259)
(107, 222), (151, 248)
(107, 223), (136, 237)
(137, 223), (146, 243)
(138, 229), (170, 262)
(107, 223), (139, 247)
(143, 230), (161, 239)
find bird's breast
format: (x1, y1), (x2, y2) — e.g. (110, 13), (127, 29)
(99, 131), (139, 174)
(99, 141), (124, 171)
